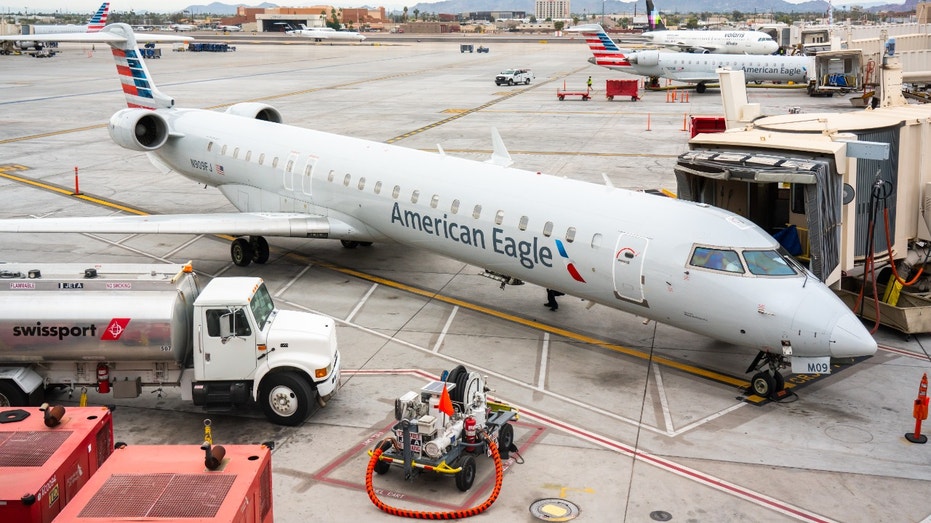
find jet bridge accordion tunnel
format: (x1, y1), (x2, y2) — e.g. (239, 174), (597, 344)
(673, 149), (860, 284)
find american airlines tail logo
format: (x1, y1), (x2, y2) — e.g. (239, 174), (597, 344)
(101, 318), (131, 340)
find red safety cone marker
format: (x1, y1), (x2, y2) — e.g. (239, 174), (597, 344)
(906, 372), (929, 443)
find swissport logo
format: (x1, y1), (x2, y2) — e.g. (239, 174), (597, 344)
(101, 318), (131, 341)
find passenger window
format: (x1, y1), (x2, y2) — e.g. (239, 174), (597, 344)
(543, 221), (553, 237)
(358, 177), (366, 190)
(565, 227), (576, 243)
(304, 165), (311, 176)
(591, 233), (602, 248)
(207, 142), (213, 152)
(374, 181), (382, 194)
(327, 170), (336, 182)
(286, 159), (293, 173)
(518, 216), (528, 231)
(392, 185), (400, 199)
(451, 199), (460, 214)
(272, 157), (279, 168)
(258, 153), (265, 165)
(431, 194), (440, 209)
(343, 174), (351, 187)
(233, 147), (240, 159)
(689, 247), (745, 274)
(495, 210), (504, 226)
(245, 151), (252, 162)
(411, 190), (420, 204)
(473, 205), (482, 219)
(221, 145), (227, 156)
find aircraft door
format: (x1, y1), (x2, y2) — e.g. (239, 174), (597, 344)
(613, 232), (649, 304)
(279, 152), (299, 212)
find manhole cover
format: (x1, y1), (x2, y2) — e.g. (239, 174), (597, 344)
(529, 498), (581, 521)
(650, 510), (673, 521)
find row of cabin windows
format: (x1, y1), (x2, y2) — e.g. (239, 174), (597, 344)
(326, 169), (578, 244)
(207, 142), (580, 245)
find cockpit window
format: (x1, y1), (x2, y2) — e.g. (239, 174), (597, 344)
(743, 250), (797, 276)
(690, 247), (744, 273)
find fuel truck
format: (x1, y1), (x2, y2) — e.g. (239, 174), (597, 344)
(0, 262), (340, 426)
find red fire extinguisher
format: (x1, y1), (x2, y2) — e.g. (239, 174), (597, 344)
(96, 363), (110, 394)
(463, 416), (477, 452)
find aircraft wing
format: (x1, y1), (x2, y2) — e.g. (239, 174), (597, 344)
(0, 32), (193, 44)
(0, 212), (339, 237)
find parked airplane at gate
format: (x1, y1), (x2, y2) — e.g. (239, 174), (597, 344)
(573, 24), (808, 92)
(641, 0), (778, 55)
(0, 25), (875, 398)
(286, 25), (366, 42)
(9, 2), (108, 52)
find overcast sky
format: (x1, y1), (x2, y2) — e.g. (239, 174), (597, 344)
(2, 0), (902, 15)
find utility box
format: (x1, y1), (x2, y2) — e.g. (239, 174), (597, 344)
(0, 406), (114, 523)
(689, 116), (727, 139)
(52, 444), (273, 523)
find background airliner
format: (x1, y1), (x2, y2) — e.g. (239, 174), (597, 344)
(286, 25), (366, 42)
(641, 0), (778, 55)
(0, 25), (875, 398)
(573, 24), (808, 92)
(10, 2), (108, 51)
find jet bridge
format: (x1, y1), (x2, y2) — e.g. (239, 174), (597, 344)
(675, 65), (931, 334)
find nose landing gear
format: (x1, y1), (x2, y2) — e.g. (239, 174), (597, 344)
(746, 351), (789, 399)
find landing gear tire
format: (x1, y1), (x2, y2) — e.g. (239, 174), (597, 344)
(455, 454), (476, 491)
(695, 82), (707, 94)
(251, 236), (270, 264)
(259, 372), (314, 426)
(373, 441), (392, 475)
(751, 372), (776, 397)
(773, 371), (785, 392)
(341, 240), (359, 249)
(231, 238), (254, 267)
(360, 241), (373, 247)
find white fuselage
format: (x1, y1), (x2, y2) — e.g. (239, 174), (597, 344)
(146, 107), (873, 360)
(597, 50), (810, 85)
(642, 30), (779, 55)
(288, 28), (365, 42)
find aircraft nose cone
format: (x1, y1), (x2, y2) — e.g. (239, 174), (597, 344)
(831, 313), (877, 358)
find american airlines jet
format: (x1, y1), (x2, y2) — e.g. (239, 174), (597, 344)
(286, 25), (366, 42)
(574, 24), (809, 93)
(10, 2), (108, 51)
(0, 25), (875, 398)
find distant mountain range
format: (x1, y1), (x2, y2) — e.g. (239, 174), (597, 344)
(183, 0), (917, 16)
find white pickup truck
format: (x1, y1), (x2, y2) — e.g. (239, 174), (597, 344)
(495, 68), (534, 86)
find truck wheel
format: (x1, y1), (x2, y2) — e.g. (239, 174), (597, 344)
(373, 440), (392, 475)
(508, 79), (514, 85)
(0, 381), (27, 407)
(455, 454), (476, 491)
(231, 238), (253, 267)
(260, 372), (314, 426)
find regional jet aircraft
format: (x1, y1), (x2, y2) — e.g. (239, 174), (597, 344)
(9, 2), (108, 52)
(0, 25), (875, 398)
(286, 25), (366, 42)
(641, 0), (778, 55)
(573, 24), (808, 92)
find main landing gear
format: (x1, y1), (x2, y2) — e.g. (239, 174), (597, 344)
(695, 82), (707, 93)
(745, 351), (788, 399)
(230, 236), (270, 267)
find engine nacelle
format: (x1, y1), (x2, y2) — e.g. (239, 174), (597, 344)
(225, 102), (283, 123)
(632, 50), (659, 67)
(108, 109), (169, 152)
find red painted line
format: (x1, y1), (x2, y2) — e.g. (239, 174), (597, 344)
(879, 344), (931, 360)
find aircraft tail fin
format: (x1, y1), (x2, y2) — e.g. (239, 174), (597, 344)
(574, 24), (632, 68)
(645, 0), (666, 31)
(87, 2), (110, 33)
(104, 24), (175, 110)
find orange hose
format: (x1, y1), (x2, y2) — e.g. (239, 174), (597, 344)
(883, 207), (925, 286)
(365, 436), (504, 519)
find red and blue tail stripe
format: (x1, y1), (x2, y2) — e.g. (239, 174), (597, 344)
(578, 27), (632, 68)
(87, 2), (110, 33)
(112, 47), (158, 109)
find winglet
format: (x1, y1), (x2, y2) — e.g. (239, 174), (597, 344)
(486, 128), (513, 167)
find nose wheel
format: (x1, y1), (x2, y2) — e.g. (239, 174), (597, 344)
(746, 351), (788, 399)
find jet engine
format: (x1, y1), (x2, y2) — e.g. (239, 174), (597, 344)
(108, 108), (169, 152)
(632, 50), (659, 66)
(225, 102), (283, 123)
